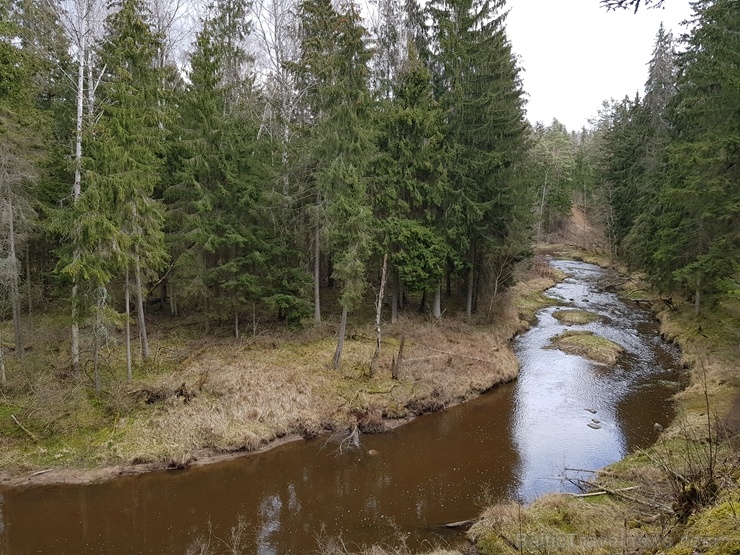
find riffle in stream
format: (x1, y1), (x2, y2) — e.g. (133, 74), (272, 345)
(0, 259), (684, 554)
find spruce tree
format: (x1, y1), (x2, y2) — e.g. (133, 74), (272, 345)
(429, 0), (529, 318)
(0, 0), (44, 362)
(374, 45), (448, 318)
(530, 119), (576, 241)
(622, 25), (677, 270)
(652, 0), (740, 313)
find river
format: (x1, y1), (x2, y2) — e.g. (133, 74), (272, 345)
(0, 259), (684, 554)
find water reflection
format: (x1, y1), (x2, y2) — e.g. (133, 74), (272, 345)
(512, 259), (682, 500)
(0, 260), (682, 554)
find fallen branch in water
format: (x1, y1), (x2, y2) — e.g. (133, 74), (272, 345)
(443, 519), (476, 528)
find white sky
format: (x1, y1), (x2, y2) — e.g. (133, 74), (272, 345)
(505, 0), (693, 131)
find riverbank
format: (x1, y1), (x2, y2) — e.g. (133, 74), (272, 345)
(0, 258), (562, 487)
(467, 246), (740, 555)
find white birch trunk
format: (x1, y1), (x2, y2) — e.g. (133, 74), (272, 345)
(70, 10), (86, 375)
(369, 254), (388, 376)
(0, 325), (5, 387)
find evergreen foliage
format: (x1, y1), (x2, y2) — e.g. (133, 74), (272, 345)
(598, 1), (739, 313)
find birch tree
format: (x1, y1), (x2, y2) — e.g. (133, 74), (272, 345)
(48, 0), (107, 374)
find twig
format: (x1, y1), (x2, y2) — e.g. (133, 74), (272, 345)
(576, 479), (668, 509)
(30, 469), (52, 477)
(11, 414), (38, 441)
(567, 486), (640, 498)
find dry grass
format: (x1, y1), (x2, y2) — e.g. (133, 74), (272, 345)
(0, 264), (558, 477)
(548, 330), (624, 365)
(111, 315), (521, 466)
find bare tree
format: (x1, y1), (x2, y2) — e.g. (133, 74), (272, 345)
(367, 0), (408, 98)
(147, 0), (199, 68)
(600, 0), (666, 14)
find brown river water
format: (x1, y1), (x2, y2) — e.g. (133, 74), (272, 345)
(0, 259), (684, 554)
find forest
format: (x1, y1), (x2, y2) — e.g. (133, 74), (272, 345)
(0, 0), (738, 415)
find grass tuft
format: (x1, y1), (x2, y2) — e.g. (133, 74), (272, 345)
(552, 309), (602, 325)
(548, 330), (624, 365)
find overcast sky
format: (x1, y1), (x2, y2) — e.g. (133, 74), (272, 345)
(505, 0), (693, 131)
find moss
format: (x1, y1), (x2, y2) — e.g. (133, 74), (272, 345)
(666, 482), (740, 555)
(549, 330), (624, 365)
(552, 309), (602, 325)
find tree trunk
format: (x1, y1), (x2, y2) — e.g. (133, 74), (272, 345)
(418, 291), (427, 314)
(333, 306), (348, 370)
(369, 254), (388, 377)
(125, 267), (132, 382)
(134, 254), (150, 360)
(71, 12), (85, 377)
(169, 282), (177, 316)
(397, 271), (404, 310)
(204, 293), (210, 334)
(235, 309), (240, 339)
(536, 168), (549, 242)
(391, 336), (404, 380)
(314, 197), (321, 324)
(25, 247), (32, 322)
(0, 329), (6, 388)
(391, 291), (397, 324)
(466, 264), (474, 320)
(71, 286), (80, 374)
(694, 275), (702, 317)
(7, 196), (23, 358)
(432, 282), (441, 320)
(160, 277), (167, 312)
(93, 318), (100, 394)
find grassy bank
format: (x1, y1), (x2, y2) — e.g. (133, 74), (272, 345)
(468, 257), (740, 555)
(549, 329), (624, 365)
(0, 257), (560, 485)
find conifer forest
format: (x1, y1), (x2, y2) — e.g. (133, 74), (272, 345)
(1, 0), (737, 379)
(1, 0), (740, 552)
